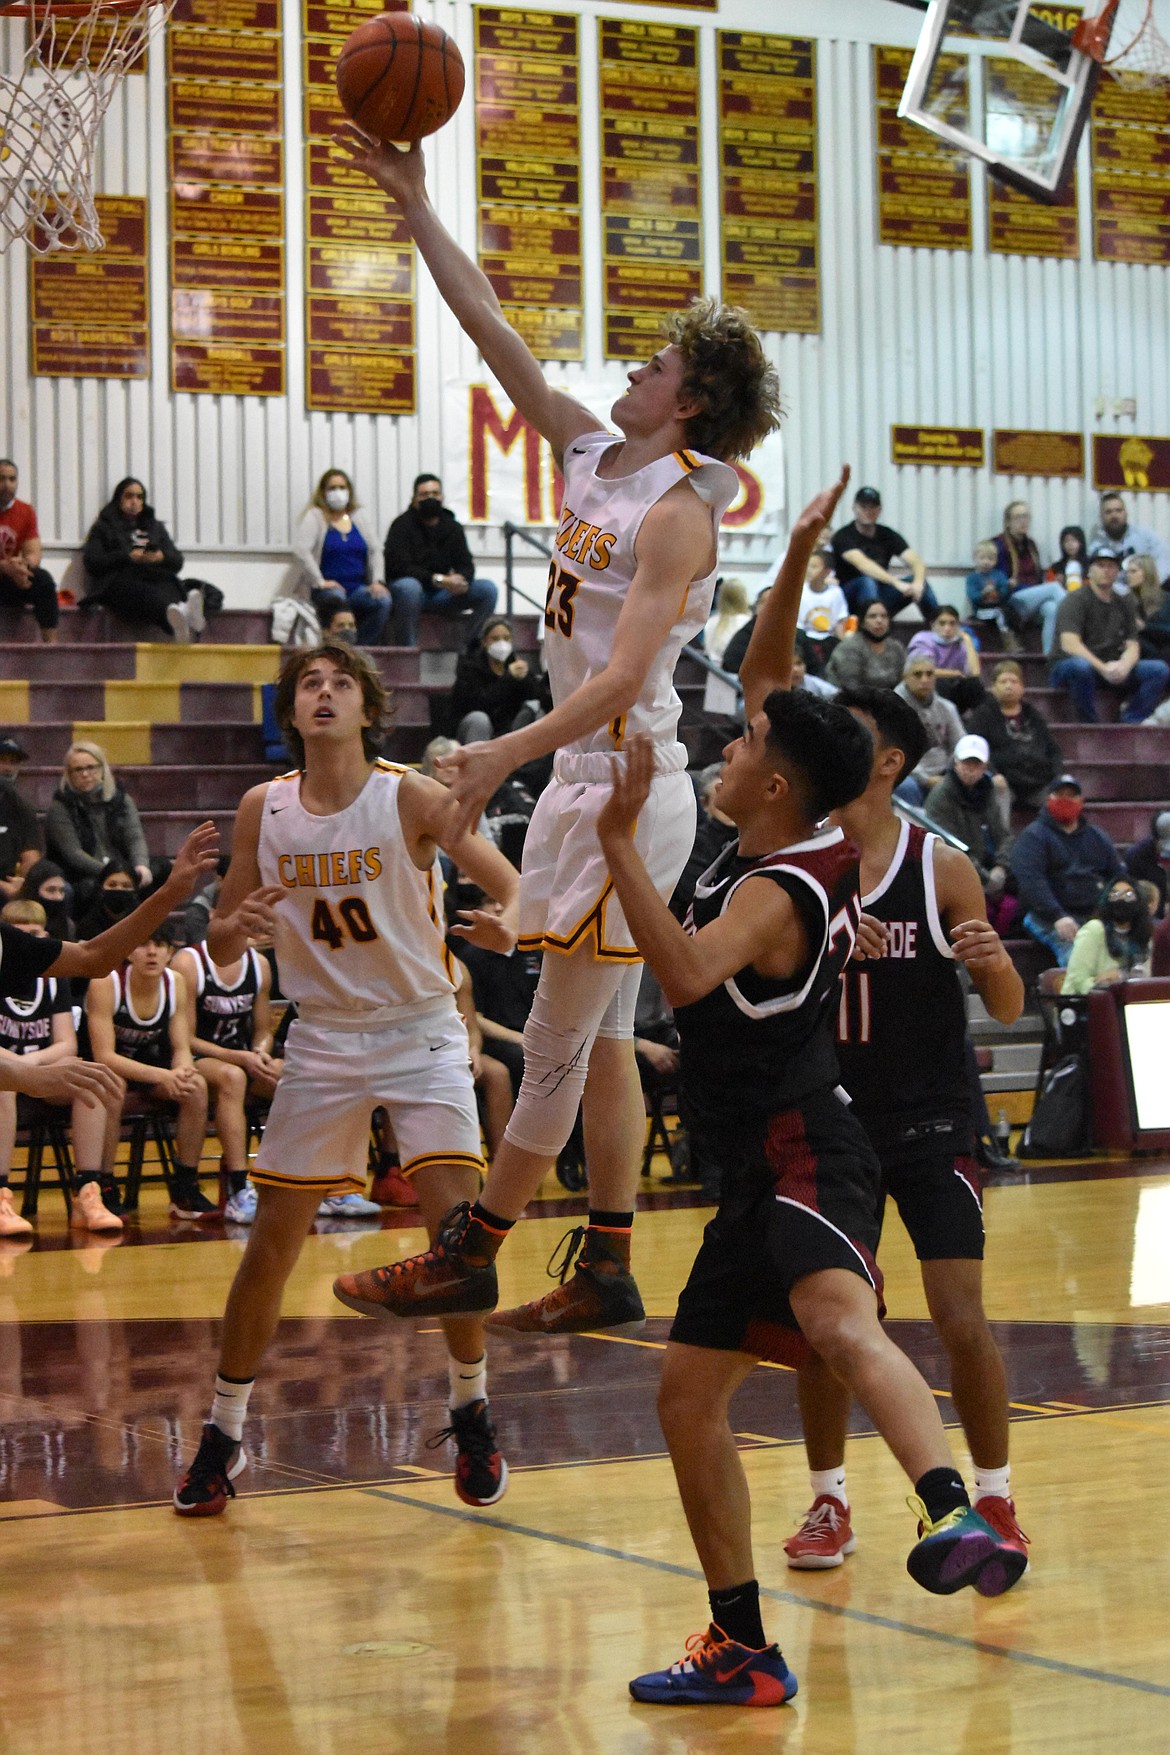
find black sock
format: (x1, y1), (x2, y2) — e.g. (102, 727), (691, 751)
(915, 1467), (970, 1523)
(173, 1165), (202, 1186)
(227, 1170), (247, 1194)
(589, 1209), (634, 1231)
(708, 1581), (767, 1650)
(74, 1171), (100, 1189)
(470, 1201), (514, 1235)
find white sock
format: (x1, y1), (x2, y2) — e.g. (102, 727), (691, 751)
(448, 1353), (487, 1411)
(810, 1467), (848, 1509)
(210, 1374), (254, 1443)
(973, 1463), (1011, 1504)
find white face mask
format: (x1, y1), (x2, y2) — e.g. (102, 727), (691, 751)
(324, 487), (349, 511)
(486, 639), (512, 664)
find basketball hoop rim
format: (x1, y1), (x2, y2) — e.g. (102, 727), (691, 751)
(0, 0), (168, 17)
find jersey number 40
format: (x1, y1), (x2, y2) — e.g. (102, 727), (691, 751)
(311, 895), (379, 951)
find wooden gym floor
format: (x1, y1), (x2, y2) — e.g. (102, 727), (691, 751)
(1, 1158), (1169, 1753)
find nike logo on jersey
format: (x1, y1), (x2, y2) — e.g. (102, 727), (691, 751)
(270, 805), (288, 814)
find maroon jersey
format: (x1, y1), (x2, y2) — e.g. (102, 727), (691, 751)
(835, 819), (973, 1157)
(676, 826), (862, 1132)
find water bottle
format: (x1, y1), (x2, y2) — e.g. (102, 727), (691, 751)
(994, 1108), (1012, 1155)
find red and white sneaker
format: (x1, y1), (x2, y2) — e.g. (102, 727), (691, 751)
(784, 1494), (857, 1570)
(973, 1495), (1030, 1573)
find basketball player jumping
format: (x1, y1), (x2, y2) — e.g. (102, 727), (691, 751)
(782, 685), (1029, 1574)
(334, 129), (781, 1335)
(173, 643), (521, 1516)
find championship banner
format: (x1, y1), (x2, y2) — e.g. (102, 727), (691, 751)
(30, 197), (149, 379)
(986, 59), (1078, 257)
(874, 46), (973, 252)
(443, 377), (785, 537)
(1091, 76), (1170, 266)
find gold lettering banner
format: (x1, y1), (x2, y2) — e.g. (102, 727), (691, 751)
(30, 197), (149, 379)
(874, 47), (973, 252)
(892, 426), (985, 468)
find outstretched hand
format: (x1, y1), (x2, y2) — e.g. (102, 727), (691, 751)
(166, 821), (221, 898)
(225, 886), (286, 940)
(435, 740), (513, 842)
(337, 124), (426, 206)
(449, 905), (518, 955)
(792, 464), (851, 545)
(597, 737), (655, 846)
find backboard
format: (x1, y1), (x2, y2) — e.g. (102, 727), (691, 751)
(897, 1), (1108, 202)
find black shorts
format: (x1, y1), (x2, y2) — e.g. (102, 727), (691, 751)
(670, 1089), (885, 1366)
(881, 1150), (985, 1262)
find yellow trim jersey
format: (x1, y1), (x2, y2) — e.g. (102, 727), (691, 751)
(257, 761), (455, 1026)
(547, 432), (740, 758)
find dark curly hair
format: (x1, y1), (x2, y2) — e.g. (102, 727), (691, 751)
(663, 298), (782, 463)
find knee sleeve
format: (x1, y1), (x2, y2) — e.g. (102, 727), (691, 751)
(504, 1008), (594, 1158)
(595, 961), (641, 1040)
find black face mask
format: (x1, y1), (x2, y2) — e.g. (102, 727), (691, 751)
(101, 890), (137, 919)
(1105, 899), (1137, 927)
(859, 624), (887, 644)
(418, 500), (442, 522)
(328, 626), (357, 645)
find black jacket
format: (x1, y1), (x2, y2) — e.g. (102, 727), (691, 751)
(448, 646), (545, 737)
(383, 505), (475, 592)
(82, 488), (183, 595)
(965, 698), (1063, 799)
(1009, 811), (1123, 926)
(45, 783), (150, 882)
(1125, 814), (1170, 915)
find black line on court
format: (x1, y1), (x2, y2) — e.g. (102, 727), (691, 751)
(357, 1482), (1170, 1701)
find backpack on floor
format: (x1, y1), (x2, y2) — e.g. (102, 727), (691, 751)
(1019, 1053), (1091, 1158)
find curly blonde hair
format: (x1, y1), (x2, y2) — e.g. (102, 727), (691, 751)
(663, 298), (782, 463)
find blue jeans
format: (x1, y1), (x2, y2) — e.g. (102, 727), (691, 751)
(1049, 655), (1170, 723)
(311, 585), (391, 646)
(1007, 581), (1065, 654)
(845, 576), (939, 621)
(389, 575), (498, 646)
(1022, 911), (1075, 968)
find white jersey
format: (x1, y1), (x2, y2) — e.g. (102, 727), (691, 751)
(547, 431), (740, 759)
(257, 761), (456, 1027)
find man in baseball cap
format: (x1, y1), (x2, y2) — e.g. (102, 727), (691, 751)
(829, 485), (938, 624)
(1009, 772), (1124, 965)
(925, 732), (1014, 921)
(1051, 545), (1170, 722)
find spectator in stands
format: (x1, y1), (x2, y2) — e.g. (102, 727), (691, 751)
(964, 539), (1013, 642)
(46, 742), (153, 907)
(824, 599), (907, 691)
(719, 585), (767, 679)
(991, 500), (1045, 590)
(894, 651), (964, 804)
(700, 577), (752, 713)
(1062, 878), (1152, 994)
(670, 762), (738, 921)
(82, 478), (205, 643)
(17, 860), (72, 939)
(829, 484), (937, 620)
(0, 459), (59, 643)
(790, 650), (837, 700)
(457, 935), (540, 1107)
(907, 603), (985, 712)
(0, 898), (125, 1235)
(383, 473), (497, 646)
(75, 864), (137, 942)
(1090, 491), (1170, 584)
(1124, 809), (1170, 917)
(292, 469), (389, 647)
(0, 736), (43, 904)
(1047, 525), (1087, 588)
(795, 546), (849, 674)
(1051, 546), (1170, 722)
(966, 659), (1064, 808)
(448, 617), (546, 742)
(318, 601), (358, 644)
(1124, 553), (1170, 656)
(85, 924), (214, 1219)
(925, 734), (1016, 932)
(1010, 774), (1123, 966)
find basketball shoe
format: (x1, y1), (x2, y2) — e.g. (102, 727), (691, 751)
(332, 1200), (499, 1319)
(168, 1177), (217, 1220)
(427, 1398), (509, 1507)
(173, 1423), (247, 1516)
(370, 1166), (420, 1208)
(70, 1179), (123, 1234)
(0, 1187), (33, 1238)
(629, 1626), (797, 1707)
(485, 1225), (645, 1336)
(906, 1497), (1029, 1597)
(784, 1494), (856, 1569)
(974, 1495), (1031, 1572)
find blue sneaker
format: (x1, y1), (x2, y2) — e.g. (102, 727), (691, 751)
(906, 1497), (1029, 1597)
(318, 1192), (382, 1219)
(223, 1182), (257, 1225)
(629, 1626), (797, 1707)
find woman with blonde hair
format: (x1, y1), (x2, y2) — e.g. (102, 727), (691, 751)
(288, 468), (390, 646)
(701, 576), (752, 713)
(1124, 552), (1170, 656)
(46, 741), (154, 907)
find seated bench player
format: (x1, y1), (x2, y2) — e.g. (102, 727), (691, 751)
(86, 923), (214, 1219)
(0, 899), (125, 1235)
(173, 938), (283, 1226)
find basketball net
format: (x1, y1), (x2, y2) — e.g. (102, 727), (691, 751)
(0, 0), (174, 253)
(1075, 1), (1170, 89)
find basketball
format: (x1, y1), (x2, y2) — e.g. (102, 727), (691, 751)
(335, 12), (465, 144)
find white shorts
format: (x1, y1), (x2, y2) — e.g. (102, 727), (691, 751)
(518, 755), (696, 962)
(252, 998), (484, 1195)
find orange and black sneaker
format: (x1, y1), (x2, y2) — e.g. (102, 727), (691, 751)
(428, 1398), (509, 1507)
(173, 1423), (247, 1517)
(629, 1625), (797, 1707)
(974, 1495), (1031, 1572)
(332, 1200), (500, 1319)
(486, 1225), (645, 1336)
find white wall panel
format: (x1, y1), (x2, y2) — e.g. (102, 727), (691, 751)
(3, 0), (1170, 606)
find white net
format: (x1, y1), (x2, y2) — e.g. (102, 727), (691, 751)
(0, 0), (174, 253)
(1101, 0), (1170, 86)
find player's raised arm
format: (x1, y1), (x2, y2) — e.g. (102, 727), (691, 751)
(740, 466), (851, 722)
(343, 130), (600, 463)
(45, 821), (221, 982)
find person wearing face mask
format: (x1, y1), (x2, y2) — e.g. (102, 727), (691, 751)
(824, 600), (907, 692)
(75, 865), (139, 941)
(1062, 879), (1152, 994)
(0, 735), (43, 903)
(46, 742), (154, 909)
(319, 602), (359, 645)
(17, 859), (73, 939)
(447, 618), (547, 743)
(1009, 775), (1123, 966)
(382, 474), (498, 647)
(82, 478), (207, 642)
(290, 470), (389, 646)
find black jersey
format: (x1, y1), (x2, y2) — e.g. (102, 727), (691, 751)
(675, 826), (863, 1131)
(109, 965), (177, 1070)
(189, 943), (262, 1055)
(835, 819), (972, 1157)
(0, 976), (71, 1054)
(0, 922), (60, 998)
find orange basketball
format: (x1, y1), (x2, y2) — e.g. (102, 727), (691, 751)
(335, 11), (465, 144)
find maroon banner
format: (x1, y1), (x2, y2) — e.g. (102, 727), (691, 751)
(874, 47), (972, 252)
(1093, 435), (1170, 492)
(30, 197), (149, 380)
(1092, 75), (1170, 265)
